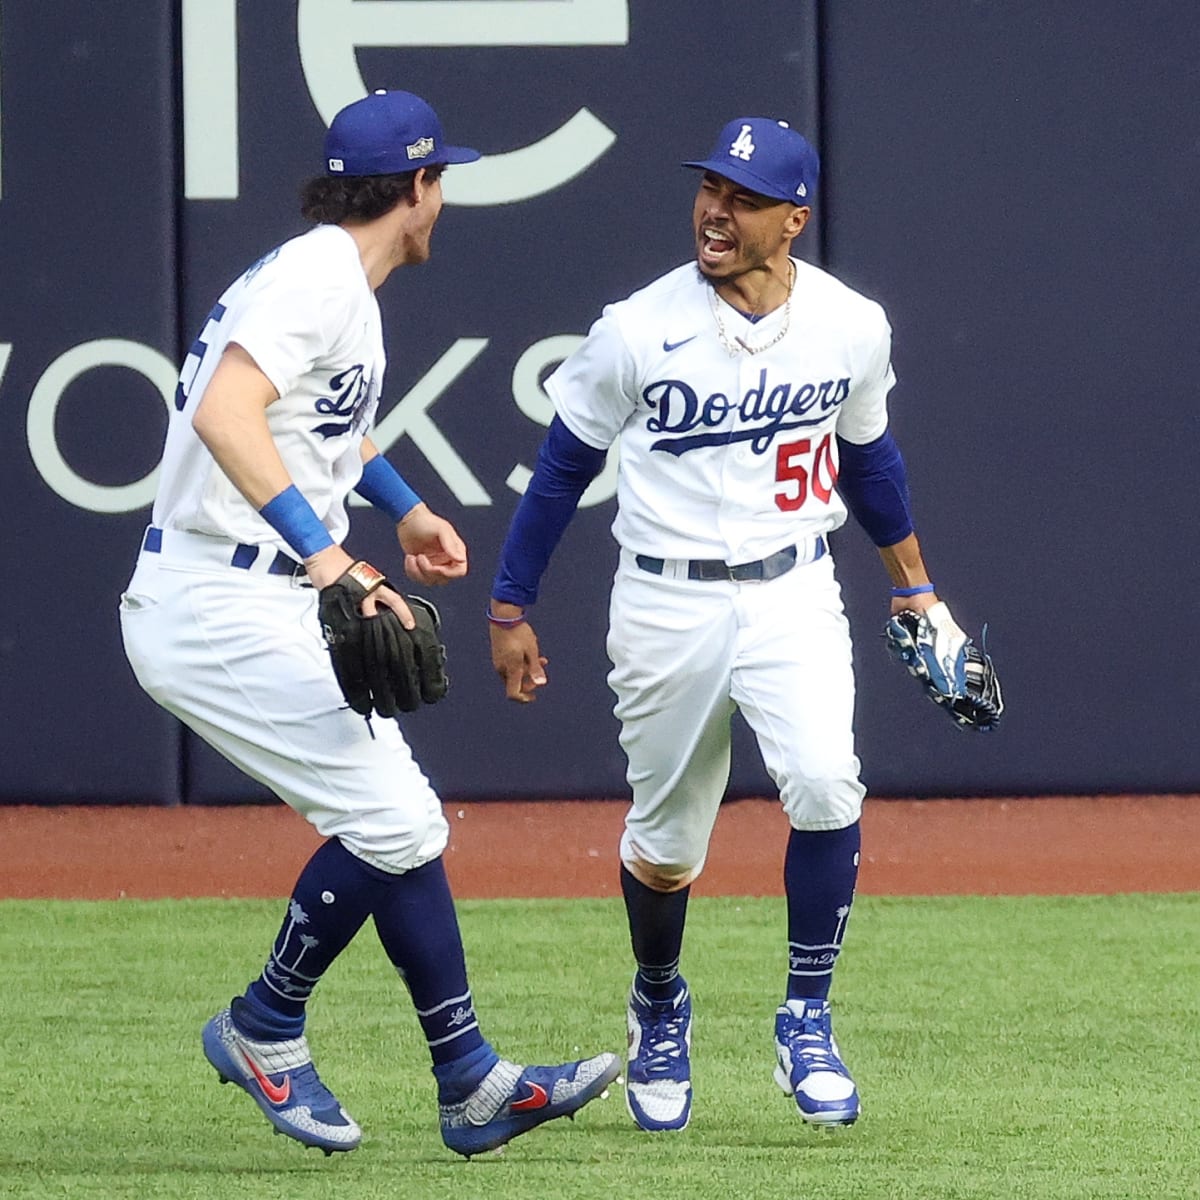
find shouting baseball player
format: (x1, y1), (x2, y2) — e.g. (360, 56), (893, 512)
(119, 89), (618, 1159)
(488, 117), (1001, 1132)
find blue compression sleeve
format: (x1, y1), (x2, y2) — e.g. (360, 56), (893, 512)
(355, 454), (421, 521)
(491, 416), (608, 606)
(836, 430), (914, 547)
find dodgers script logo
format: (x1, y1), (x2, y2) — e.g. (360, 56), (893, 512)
(312, 363), (374, 439)
(643, 368), (850, 457)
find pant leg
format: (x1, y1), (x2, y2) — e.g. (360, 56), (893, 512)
(730, 554), (865, 831)
(119, 557), (448, 872)
(606, 555), (739, 881)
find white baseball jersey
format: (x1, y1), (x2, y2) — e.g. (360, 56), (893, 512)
(547, 258), (894, 563)
(153, 223), (385, 551)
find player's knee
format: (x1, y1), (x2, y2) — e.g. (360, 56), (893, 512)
(780, 772), (865, 831)
(624, 854), (697, 893)
(338, 810), (449, 874)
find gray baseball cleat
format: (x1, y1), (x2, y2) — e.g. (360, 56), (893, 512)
(202, 1007), (362, 1154)
(439, 1053), (621, 1157)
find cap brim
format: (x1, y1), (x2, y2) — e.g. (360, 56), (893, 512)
(440, 146), (481, 165)
(682, 158), (797, 204)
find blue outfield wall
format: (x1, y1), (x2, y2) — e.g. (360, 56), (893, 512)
(0, 1), (1196, 803)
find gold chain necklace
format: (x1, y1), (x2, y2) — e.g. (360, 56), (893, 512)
(709, 260), (796, 356)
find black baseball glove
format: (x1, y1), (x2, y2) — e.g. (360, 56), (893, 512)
(884, 601), (1002, 732)
(318, 561), (448, 718)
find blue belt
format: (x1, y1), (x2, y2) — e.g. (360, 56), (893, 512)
(634, 538), (823, 583)
(142, 526), (305, 577)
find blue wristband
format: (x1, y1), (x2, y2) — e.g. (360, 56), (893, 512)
(891, 582), (936, 598)
(259, 485), (335, 559)
(355, 455), (421, 522)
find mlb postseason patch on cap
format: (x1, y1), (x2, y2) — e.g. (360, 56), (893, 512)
(683, 117), (819, 205)
(324, 90), (481, 177)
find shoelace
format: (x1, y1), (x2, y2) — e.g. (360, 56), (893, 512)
(288, 1062), (342, 1111)
(783, 1017), (845, 1076)
(640, 1008), (688, 1076)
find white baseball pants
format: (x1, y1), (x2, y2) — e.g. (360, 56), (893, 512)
(118, 530), (448, 873)
(607, 546), (865, 882)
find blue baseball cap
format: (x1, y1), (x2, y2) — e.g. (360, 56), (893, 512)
(683, 117), (819, 205)
(324, 90), (481, 177)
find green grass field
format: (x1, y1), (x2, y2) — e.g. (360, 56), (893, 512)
(0, 894), (1196, 1199)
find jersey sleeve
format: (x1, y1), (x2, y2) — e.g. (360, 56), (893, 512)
(835, 304), (895, 446)
(544, 305), (640, 450)
(223, 264), (343, 399)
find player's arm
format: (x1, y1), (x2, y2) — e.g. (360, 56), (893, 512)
(835, 431), (938, 616)
(191, 346), (411, 623)
(489, 416), (608, 702)
(356, 437), (467, 585)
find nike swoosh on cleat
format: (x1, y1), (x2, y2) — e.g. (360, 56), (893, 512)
(240, 1049), (292, 1105)
(662, 335), (697, 352)
(509, 1082), (549, 1112)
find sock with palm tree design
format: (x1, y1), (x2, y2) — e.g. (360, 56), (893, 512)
(784, 821), (861, 1003)
(241, 837), (379, 1036)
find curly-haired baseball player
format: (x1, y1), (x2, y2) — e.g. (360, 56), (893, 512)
(488, 117), (999, 1132)
(119, 90), (618, 1159)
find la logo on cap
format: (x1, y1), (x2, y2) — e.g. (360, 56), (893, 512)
(729, 124), (756, 162)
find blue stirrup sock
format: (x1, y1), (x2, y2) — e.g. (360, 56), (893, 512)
(240, 838), (379, 1039)
(784, 822), (861, 1002)
(236, 840), (495, 1089)
(371, 858), (495, 1088)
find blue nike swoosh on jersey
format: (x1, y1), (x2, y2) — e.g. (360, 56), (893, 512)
(662, 335), (698, 352)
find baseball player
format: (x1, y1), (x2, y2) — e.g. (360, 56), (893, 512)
(119, 89), (618, 1159)
(488, 117), (999, 1132)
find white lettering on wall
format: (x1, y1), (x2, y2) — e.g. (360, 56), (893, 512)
(506, 335), (618, 507)
(182, 0), (239, 199)
(26, 340), (178, 513)
(364, 337), (493, 506)
(21, 333), (620, 516)
(295, 0), (628, 205)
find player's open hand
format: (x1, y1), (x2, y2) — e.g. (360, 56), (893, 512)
(489, 622), (548, 703)
(397, 503), (468, 585)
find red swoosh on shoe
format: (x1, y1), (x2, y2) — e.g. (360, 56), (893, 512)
(240, 1048), (292, 1105)
(510, 1082), (549, 1112)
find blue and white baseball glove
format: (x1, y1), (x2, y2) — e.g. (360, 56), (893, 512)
(884, 601), (1003, 731)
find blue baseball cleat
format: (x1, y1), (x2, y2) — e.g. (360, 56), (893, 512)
(773, 998), (860, 1127)
(439, 1053), (621, 1157)
(202, 1007), (362, 1154)
(625, 979), (693, 1131)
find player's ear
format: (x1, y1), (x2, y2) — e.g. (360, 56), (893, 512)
(787, 206), (811, 238)
(413, 166), (443, 201)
